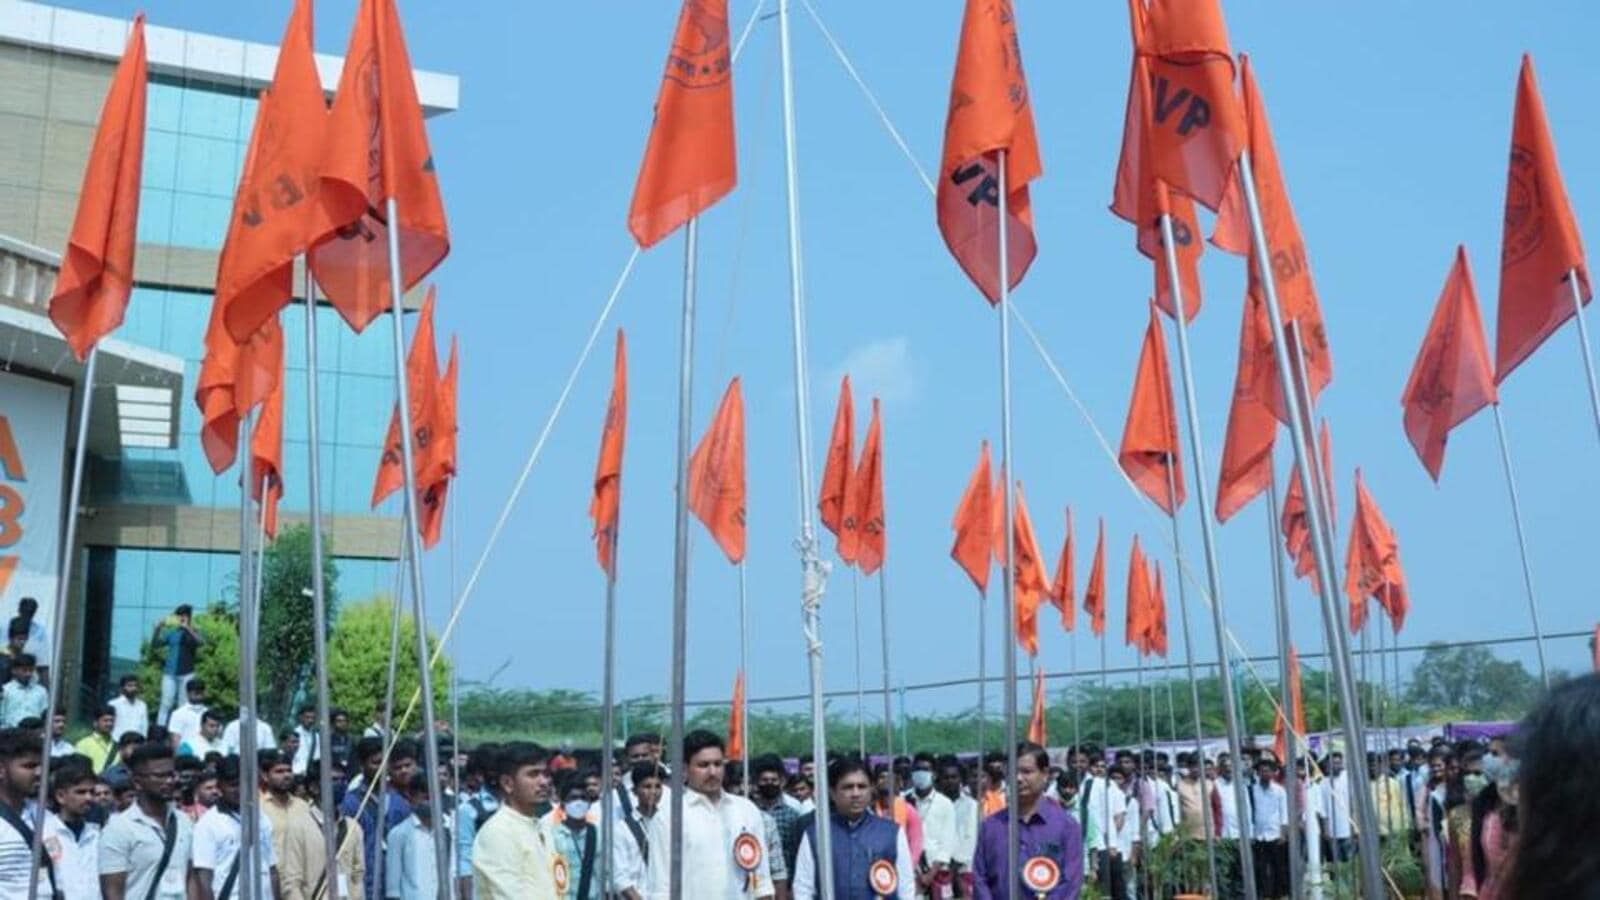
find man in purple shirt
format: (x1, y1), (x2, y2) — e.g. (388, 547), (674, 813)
(973, 742), (1084, 899)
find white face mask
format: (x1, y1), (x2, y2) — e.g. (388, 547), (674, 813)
(911, 770), (934, 791)
(564, 800), (590, 821)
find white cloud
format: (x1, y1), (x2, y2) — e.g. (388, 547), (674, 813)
(821, 336), (919, 407)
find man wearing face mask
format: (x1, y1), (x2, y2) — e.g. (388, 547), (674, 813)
(904, 755), (953, 898)
(548, 779), (601, 900)
(749, 756), (803, 882)
(792, 758), (914, 900)
(386, 774), (440, 900)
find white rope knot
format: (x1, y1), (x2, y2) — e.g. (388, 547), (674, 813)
(795, 535), (830, 653)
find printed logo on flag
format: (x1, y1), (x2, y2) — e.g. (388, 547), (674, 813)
(666, 1), (730, 90)
(1503, 145), (1546, 266)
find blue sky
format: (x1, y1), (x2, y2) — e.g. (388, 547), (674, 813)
(77, 0), (1600, 722)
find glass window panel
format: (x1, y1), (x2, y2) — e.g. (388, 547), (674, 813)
(136, 188), (174, 245)
(282, 305), (307, 370)
(142, 130), (179, 191)
(279, 438), (311, 512)
(170, 192), (228, 249)
(341, 313), (393, 377)
(181, 88), (242, 142)
(335, 373), (392, 449)
(146, 83), (183, 133)
(123, 287), (166, 348)
(162, 290), (211, 360)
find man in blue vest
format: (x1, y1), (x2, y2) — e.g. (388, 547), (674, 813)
(793, 757), (915, 899)
(973, 742), (1084, 899)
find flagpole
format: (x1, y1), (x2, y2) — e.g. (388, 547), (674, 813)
(26, 345), (97, 900)
(1490, 402), (1550, 687)
(776, 1), (836, 892)
(995, 148), (1021, 900)
(1266, 472), (1304, 900)
(977, 589), (987, 759)
(878, 567), (894, 762)
(238, 415), (260, 900)
(666, 217), (698, 900)
(1165, 462), (1219, 900)
(600, 541), (621, 897)
(373, 532), (406, 900)
(303, 271), (341, 899)
(853, 569), (866, 758)
(1246, 182), (1385, 900)
(1070, 627), (1081, 753)
(1098, 629), (1111, 893)
(1568, 271), (1600, 443)
(1158, 212), (1258, 899)
(448, 491), (462, 890)
(737, 562), (750, 780)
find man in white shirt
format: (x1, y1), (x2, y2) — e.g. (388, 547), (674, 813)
(1080, 758), (1126, 897)
(1320, 752), (1356, 863)
(1108, 768), (1138, 900)
(48, 712), (75, 759)
(289, 706), (319, 777)
(903, 755), (954, 897)
(648, 730), (772, 899)
(610, 762), (663, 900)
(107, 676), (148, 742)
(180, 710), (226, 761)
(1297, 758), (1326, 895)
(472, 741), (557, 899)
(0, 654), (47, 728)
(220, 712), (276, 757)
(191, 756), (279, 900)
(1213, 753), (1242, 841)
(98, 743), (202, 900)
(0, 726), (52, 899)
(1249, 758), (1289, 898)
(938, 760), (977, 896)
(44, 759), (101, 900)
(164, 680), (208, 752)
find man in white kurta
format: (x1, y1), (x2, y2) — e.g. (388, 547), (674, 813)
(647, 731), (772, 900)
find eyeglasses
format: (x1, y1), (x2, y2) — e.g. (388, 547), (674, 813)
(136, 770), (178, 782)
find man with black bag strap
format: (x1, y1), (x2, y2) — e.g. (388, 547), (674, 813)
(0, 726), (57, 899)
(98, 743), (201, 900)
(44, 757), (101, 900)
(192, 756), (279, 900)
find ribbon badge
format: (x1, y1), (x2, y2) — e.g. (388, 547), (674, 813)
(1023, 856), (1060, 897)
(733, 831), (763, 891)
(552, 855), (570, 894)
(869, 859), (899, 896)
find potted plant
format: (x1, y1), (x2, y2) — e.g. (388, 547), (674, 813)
(1382, 839), (1426, 899)
(1147, 834), (1214, 899)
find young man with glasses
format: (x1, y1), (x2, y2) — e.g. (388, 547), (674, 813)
(98, 742), (202, 900)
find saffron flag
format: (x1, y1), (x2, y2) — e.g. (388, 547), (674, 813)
(727, 669), (745, 760)
(1148, 561), (1169, 657)
(371, 289), (441, 507)
(628, 0), (737, 249)
(1402, 247), (1498, 481)
(1282, 420), (1335, 587)
(819, 377), (856, 560)
(850, 399), (887, 576)
(936, 0), (1042, 304)
(310, 0), (449, 333)
(1125, 535), (1151, 652)
(1049, 508), (1076, 633)
(1136, 0), (1244, 211)
(1344, 469), (1409, 634)
(1119, 302), (1186, 514)
(950, 441), (995, 593)
(47, 16), (146, 360)
(218, 0), (328, 342)
(590, 331), (627, 577)
(1215, 288), (1278, 522)
(418, 338), (457, 550)
(249, 363), (285, 540)
(1273, 645), (1306, 764)
(1084, 519), (1107, 638)
(1495, 54), (1592, 383)
(1027, 668), (1047, 745)
(688, 377), (747, 564)
(1213, 55), (1331, 422)
(1011, 482), (1050, 657)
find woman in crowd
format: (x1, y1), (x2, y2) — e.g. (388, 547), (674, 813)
(1499, 673), (1600, 900)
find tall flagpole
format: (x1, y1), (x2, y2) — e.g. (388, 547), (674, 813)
(853, 570), (866, 757)
(27, 347), (97, 900)
(373, 533), (406, 900)
(737, 563), (751, 780)
(1159, 212), (1257, 898)
(1568, 272), (1600, 443)
(776, 0), (835, 892)
(1098, 629), (1111, 893)
(878, 568), (895, 762)
(666, 217), (698, 900)
(1266, 472), (1304, 900)
(238, 415), (260, 900)
(600, 530), (621, 896)
(1490, 403), (1551, 687)
(1250, 192), (1384, 900)
(995, 149), (1021, 900)
(303, 272), (341, 899)
(1070, 627), (1081, 753)
(1165, 462), (1218, 900)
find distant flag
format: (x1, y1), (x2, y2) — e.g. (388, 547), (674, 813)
(1125, 535), (1152, 653)
(1119, 303), (1186, 514)
(1148, 561), (1169, 657)
(1273, 645), (1306, 764)
(1011, 482), (1051, 657)
(1084, 519), (1108, 637)
(1215, 289), (1279, 522)
(688, 378), (747, 564)
(372, 289), (441, 507)
(627, 0), (737, 248)
(1495, 55), (1591, 383)
(1344, 469), (1408, 634)
(249, 363), (285, 540)
(950, 441), (995, 593)
(1026, 668), (1047, 745)
(1281, 420), (1335, 588)
(590, 332), (627, 577)
(818, 376), (856, 560)
(47, 16), (146, 360)
(726, 669), (745, 760)
(936, 0), (1042, 304)
(417, 339), (457, 550)
(218, 0), (328, 342)
(310, 0), (449, 332)
(1136, 0), (1245, 211)
(849, 399), (887, 576)
(1402, 247), (1498, 481)
(1049, 508), (1076, 632)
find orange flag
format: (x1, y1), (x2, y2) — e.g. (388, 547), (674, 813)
(819, 377), (856, 560)
(1049, 508), (1076, 633)
(936, 0), (1042, 304)
(1125, 535), (1152, 652)
(417, 338), (457, 550)
(310, 0), (449, 333)
(47, 16), (146, 360)
(850, 399), (887, 576)
(1011, 482), (1050, 657)
(628, 0), (737, 248)
(689, 378), (747, 564)
(1136, 0), (1245, 211)
(1213, 56), (1331, 422)
(250, 365), (285, 540)
(1496, 55), (1591, 383)
(1148, 561), (1169, 657)
(950, 442), (994, 593)
(1402, 247), (1498, 482)
(590, 331), (627, 577)
(1282, 420), (1335, 587)
(1026, 668), (1047, 745)
(1215, 263), (1280, 523)
(1344, 469), (1408, 634)
(726, 669), (745, 760)
(1273, 645), (1306, 763)
(1119, 303), (1186, 514)
(372, 289), (441, 507)
(1084, 519), (1107, 637)
(218, 0), (327, 342)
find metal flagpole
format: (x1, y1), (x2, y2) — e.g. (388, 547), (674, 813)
(995, 149), (1021, 900)
(304, 272), (341, 899)
(737, 563), (750, 781)
(978, 591), (987, 757)
(1159, 212), (1257, 898)
(1247, 182), (1384, 899)
(600, 535), (621, 896)
(1165, 462), (1218, 900)
(448, 488), (462, 888)
(380, 196), (449, 899)
(777, 0), (836, 891)
(27, 346), (97, 900)
(1267, 473), (1304, 900)
(666, 217), (698, 900)
(853, 570), (866, 758)
(1490, 403), (1551, 687)
(1568, 272), (1600, 443)
(1070, 628), (1081, 753)
(373, 533), (406, 900)
(878, 568), (895, 762)
(1098, 630), (1111, 893)
(238, 416), (260, 900)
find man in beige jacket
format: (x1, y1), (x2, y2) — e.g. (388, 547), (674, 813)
(473, 742), (558, 900)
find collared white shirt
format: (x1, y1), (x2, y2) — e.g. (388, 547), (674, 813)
(1079, 776), (1125, 852)
(48, 739), (74, 759)
(1249, 781), (1287, 840)
(179, 734), (224, 760)
(192, 806), (275, 899)
(98, 802), (193, 900)
(1214, 777), (1242, 840)
(107, 696), (148, 742)
(166, 703), (207, 749)
(648, 788), (772, 899)
(791, 819), (915, 900)
(0, 804), (51, 900)
(782, 794), (814, 817)
(291, 725), (319, 776)
(905, 788), (954, 866)
(949, 793), (978, 867)
(1323, 772), (1355, 840)
(1113, 784), (1139, 856)
(608, 807), (659, 896)
(1302, 777), (1327, 828)
(42, 812), (97, 900)
(1152, 779), (1179, 836)
(0, 681), (47, 728)
(473, 802), (557, 900)
(220, 719), (276, 757)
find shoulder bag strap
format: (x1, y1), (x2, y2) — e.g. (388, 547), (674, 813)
(0, 805), (57, 899)
(142, 812), (179, 900)
(575, 825), (598, 900)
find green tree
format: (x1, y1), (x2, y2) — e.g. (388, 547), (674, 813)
(137, 606), (242, 714)
(257, 526), (340, 724)
(1406, 643), (1539, 719)
(327, 597), (450, 732)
